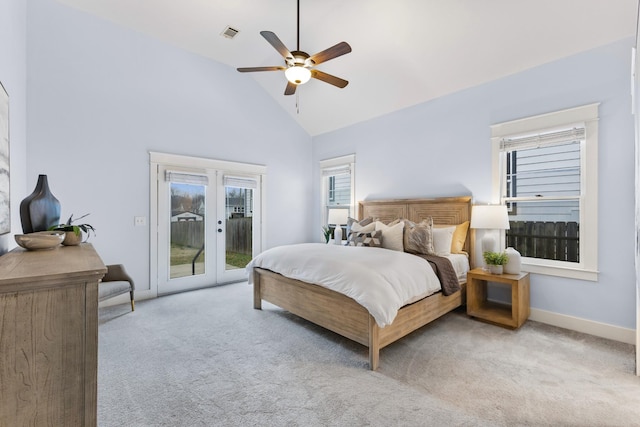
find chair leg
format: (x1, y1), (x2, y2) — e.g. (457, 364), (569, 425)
(130, 291), (135, 311)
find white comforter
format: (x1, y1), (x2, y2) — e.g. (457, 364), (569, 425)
(246, 243), (442, 327)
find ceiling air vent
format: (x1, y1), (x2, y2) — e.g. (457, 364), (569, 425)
(221, 26), (239, 39)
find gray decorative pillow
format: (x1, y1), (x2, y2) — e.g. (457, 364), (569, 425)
(348, 230), (383, 247)
(347, 217), (374, 238)
(404, 217), (435, 255)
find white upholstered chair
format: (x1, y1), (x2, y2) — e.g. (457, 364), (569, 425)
(99, 264), (135, 311)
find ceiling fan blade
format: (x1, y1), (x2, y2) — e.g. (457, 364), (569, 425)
(237, 66), (285, 72)
(308, 42), (352, 66)
(311, 70), (349, 88)
(284, 81), (297, 96)
(260, 31), (293, 59)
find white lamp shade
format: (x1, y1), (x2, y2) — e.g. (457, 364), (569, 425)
(470, 205), (510, 230)
(327, 209), (349, 225)
(285, 66), (311, 85)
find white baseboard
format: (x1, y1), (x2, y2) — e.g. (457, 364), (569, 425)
(530, 307), (636, 345)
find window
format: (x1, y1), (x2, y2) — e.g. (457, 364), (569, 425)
(491, 103), (598, 281)
(320, 155), (355, 238)
(328, 176), (336, 203)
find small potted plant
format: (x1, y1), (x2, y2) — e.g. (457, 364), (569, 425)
(483, 251), (509, 274)
(49, 213), (96, 246)
(321, 225), (331, 243)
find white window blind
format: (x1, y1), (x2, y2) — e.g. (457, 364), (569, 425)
(500, 126), (585, 152)
(165, 171), (209, 185)
(224, 176), (258, 189)
(321, 165), (351, 177)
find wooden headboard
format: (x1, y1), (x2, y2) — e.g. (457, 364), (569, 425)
(358, 196), (473, 258)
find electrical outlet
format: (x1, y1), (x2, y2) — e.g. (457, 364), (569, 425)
(134, 216), (146, 226)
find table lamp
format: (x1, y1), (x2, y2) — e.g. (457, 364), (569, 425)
(327, 209), (349, 245)
(470, 204), (510, 254)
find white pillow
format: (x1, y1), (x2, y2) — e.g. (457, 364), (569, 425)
(432, 226), (455, 256)
(351, 221), (375, 234)
(375, 221), (404, 251)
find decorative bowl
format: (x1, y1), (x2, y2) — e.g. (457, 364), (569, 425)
(15, 231), (65, 250)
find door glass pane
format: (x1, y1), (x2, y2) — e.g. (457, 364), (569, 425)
(170, 182), (205, 279)
(225, 186), (253, 271)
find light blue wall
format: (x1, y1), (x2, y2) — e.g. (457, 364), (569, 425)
(10, 0), (637, 329)
(0, 0), (27, 254)
(313, 38), (636, 329)
(25, 0), (313, 291)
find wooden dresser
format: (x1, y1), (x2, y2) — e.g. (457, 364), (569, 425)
(0, 244), (106, 427)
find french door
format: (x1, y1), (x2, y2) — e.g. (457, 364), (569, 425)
(151, 153), (264, 296)
(216, 174), (261, 284)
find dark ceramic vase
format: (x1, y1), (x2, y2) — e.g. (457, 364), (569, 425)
(20, 175), (61, 233)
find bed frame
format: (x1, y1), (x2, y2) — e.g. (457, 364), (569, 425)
(253, 196), (473, 370)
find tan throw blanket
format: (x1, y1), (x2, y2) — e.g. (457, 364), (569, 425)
(415, 254), (461, 296)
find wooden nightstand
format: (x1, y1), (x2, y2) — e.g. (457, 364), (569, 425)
(466, 268), (530, 329)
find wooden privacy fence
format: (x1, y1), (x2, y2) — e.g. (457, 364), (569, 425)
(226, 217), (252, 254)
(170, 217), (252, 254)
(506, 221), (579, 262)
(171, 221), (204, 248)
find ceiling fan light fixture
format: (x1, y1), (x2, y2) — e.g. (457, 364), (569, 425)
(236, 0), (351, 96)
(285, 66), (311, 85)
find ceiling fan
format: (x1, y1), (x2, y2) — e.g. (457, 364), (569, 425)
(237, 0), (352, 96)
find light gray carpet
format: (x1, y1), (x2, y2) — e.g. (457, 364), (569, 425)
(98, 283), (640, 426)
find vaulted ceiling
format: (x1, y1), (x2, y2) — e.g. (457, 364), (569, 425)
(57, 0), (637, 136)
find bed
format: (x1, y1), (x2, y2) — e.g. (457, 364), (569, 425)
(251, 196), (474, 370)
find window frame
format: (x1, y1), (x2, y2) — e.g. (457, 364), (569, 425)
(490, 103), (599, 281)
(328, 176), (336, 203)
(320, 154), (355, 237)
